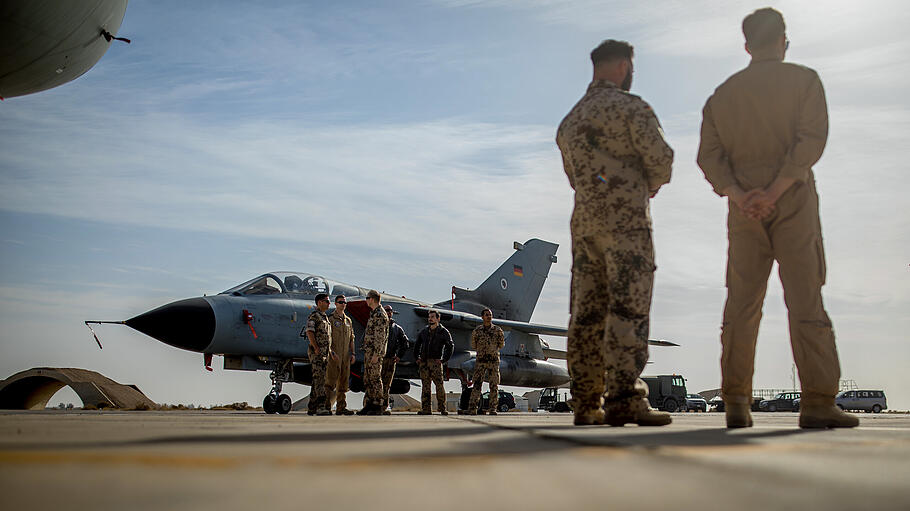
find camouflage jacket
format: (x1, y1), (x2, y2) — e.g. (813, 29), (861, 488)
(362, 306), (389, 358)
(304, 310), (332, 359)
(556, 79), (673, 235)
(471, 324), (505, 363)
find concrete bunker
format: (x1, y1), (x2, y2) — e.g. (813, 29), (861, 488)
(0, 367), (156, 410)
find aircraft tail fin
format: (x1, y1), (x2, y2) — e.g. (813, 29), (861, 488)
(440, 239), (558, 322)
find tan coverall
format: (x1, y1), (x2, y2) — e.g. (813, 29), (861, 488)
(697, 56), (839, 407)
(556, 79), (673, 416)
(325, 310), (354, 411)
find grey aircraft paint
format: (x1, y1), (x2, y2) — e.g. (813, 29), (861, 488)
(88, 239), (677, 413)
(0, 0), (129, 99)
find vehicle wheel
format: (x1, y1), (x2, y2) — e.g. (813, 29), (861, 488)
(554, 402), (571, 413)
(276, 394), (292, 414)
(837, 404), (844, 410)
(263, 395), (277, 414)
(664, 399), (678, 413)
(872, 405), (882, 413)
(498, 403), (509, 412)
(769, 404), (777, 412)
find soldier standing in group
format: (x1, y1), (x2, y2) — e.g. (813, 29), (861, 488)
(467, 308), (505, 415)
(381, 305), (410, 415)
(697, 7), (857, 429)
(304, 293), (334, 416)
(557, 39), (674, 426)
(414, 310), (454, 415)
(357, 290), (389, 416)
(326, 295), (355, 415)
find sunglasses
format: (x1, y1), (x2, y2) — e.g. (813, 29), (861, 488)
(336, 300), (346, 304)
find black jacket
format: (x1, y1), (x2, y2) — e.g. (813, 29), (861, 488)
(385, 320), (411, 359)
(415, 324), (454, 363)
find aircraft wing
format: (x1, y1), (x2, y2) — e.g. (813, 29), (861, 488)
(411, 306), (566, 336)
(410, 306), (678, 347)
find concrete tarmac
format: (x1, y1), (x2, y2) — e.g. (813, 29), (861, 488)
(1, 410), (908, 510)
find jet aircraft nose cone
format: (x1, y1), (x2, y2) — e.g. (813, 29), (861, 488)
(125, 297), (215, 352)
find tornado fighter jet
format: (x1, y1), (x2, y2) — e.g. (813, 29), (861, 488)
(87, 239), (677, 414)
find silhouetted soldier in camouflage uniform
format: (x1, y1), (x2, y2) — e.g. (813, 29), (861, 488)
(381, 304), (410, 415)
(557, 39), (674, 426)
(697, 8), (857, 429)
(326, 295), (355, 415)
(468, 308), (505, 414)
(357, 289), (388, 415)
(415, 309), (454, 415)
(304, 293), (333, 416)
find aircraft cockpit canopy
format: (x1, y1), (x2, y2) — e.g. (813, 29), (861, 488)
(221, 272), (363, 299)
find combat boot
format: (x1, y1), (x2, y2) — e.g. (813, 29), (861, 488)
(800, 405), (859, 429)
(725, 402), (753, 428)
(606, 399), (671, 427)
(316, 408), (332, 416)
(488, 410), (497, 416)
(382, 409), (391, 415)
(439, 409), (449, 416)
(573, 408), (605, 426)
(417, 409), (431, 415)
(336, 408), (354, 416)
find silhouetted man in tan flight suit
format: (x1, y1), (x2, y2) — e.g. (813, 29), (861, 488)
(697, 7), (857, 429)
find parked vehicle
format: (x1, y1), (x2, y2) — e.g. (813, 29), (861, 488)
(834, 390), (887, 413)
(642, 375), (687, 412)
(460, 388), (515, 413)
(685, 394), (707, 412)
(539, 387), (572, 412)
(759, 391), (801, 412)
(710, 396), (764, 412)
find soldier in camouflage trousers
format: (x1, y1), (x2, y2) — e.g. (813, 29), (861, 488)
(557, 39), (673, 426)
(415, 309), (454, 415)
(357, 289), (389, 415)
(304, 293), (334, 416)
(468, 308), (505, 414)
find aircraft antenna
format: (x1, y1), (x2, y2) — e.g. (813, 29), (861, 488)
(84, 320), (125, 349)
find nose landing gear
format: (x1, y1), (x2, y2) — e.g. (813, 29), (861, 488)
(263, 360), (293, 414)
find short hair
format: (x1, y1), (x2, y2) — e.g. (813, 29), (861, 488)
(334, 294), (346, 303)
(481, 308), (492, 316)
(366, 289), (380, 301)
(743, 8), (785, 50)
(590, 39), (634, 66)
(314, 293), (329, 303)
(427, 309), (440, 319)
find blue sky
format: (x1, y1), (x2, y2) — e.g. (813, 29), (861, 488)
(1, 0), (908, 410)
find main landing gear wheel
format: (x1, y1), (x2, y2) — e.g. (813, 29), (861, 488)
(263, 394), (277, 414)
(276, 394), (292, 414)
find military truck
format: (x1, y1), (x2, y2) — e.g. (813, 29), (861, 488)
(641, 375), (687, 412)
(539, 387), (572, 412)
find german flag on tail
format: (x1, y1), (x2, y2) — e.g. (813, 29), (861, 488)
(513, 265), (524, 277)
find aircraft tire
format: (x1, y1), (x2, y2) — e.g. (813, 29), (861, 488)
(263, 395), (277, 414)
(277, 394), (292, 414)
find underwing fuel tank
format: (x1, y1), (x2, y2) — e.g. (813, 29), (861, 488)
(461, 356), (569, 388)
